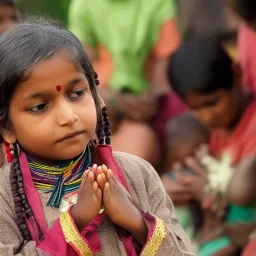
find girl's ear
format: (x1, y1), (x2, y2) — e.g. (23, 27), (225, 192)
(1, 129), (16, 144)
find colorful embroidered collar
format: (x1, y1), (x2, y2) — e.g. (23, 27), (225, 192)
(29, 147), (91, 208)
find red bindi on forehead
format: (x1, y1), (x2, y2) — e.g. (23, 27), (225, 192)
(56, 85), (62, 92)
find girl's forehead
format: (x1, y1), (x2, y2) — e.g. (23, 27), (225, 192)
(12, 56), (88, 100)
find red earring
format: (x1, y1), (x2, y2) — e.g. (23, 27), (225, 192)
(3, 140), (13, 163)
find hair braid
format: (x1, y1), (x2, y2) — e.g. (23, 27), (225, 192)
(10, 143), (44, 246)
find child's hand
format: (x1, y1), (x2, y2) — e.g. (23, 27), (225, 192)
(102, 167), (148, 244)
(102, 168), (133, 224)
(70, 164), (103, 231)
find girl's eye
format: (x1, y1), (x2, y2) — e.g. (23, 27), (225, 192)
(68, 89), (85, 100)
(29, 103), (50, 114)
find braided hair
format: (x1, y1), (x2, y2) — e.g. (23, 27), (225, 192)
(0, 19), (108, 247)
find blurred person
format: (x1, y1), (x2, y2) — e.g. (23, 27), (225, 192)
(68, 0), (185, 165)
(177, 0), (239, 40)
(168, 35), (256, 255)
(161, 113), (209, 239)
(0, 0), (19, 34)
(226, 0), (256, 99)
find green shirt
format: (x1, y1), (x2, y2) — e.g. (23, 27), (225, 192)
(68, 0), (177, 93)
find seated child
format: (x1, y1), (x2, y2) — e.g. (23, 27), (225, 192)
(161, 113), (209, 239)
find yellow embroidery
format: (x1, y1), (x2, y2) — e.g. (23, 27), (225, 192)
(141, 217), (167, 256)
(60, 211), (94, 256)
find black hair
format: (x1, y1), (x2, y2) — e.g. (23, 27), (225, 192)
(0, 19), (103, 250)
(0, 0), (16, 7)
(167, 35), (234, 99)
(227, 0), (256, 23)
(166, 113), (209, 149)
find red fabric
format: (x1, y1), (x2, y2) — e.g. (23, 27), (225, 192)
(242, 238), (256, 256)
(152, 92), (186, 144)
(3, 140), (13, 163)
(209, 101), (256, 165)
(238, 24), (256, 97)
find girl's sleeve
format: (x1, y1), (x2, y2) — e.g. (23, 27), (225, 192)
(0, 196), (95, 256)
(116, 152), (196, 256)
(139, 164), (196, 256)
(0, 168), (95, 256)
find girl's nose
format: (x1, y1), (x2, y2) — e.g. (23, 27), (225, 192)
(56, 102), (78, 126)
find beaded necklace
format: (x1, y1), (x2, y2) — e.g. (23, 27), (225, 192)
(29, 146), (91, 208)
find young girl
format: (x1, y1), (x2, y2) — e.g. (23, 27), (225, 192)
(0, 20), (194, 255)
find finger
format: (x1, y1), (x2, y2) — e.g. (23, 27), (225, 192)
(79, 170), (88, 191)
(93, 181), (99, 193)
(88, 171), (95, 184)
(185, 157), (206, 177)
(91, 164), (97, 175)
(97, 173), (104, 190)
(102, 164), (108, 176)
(107, 169), (113, 181)
(97, 166), (103, 176)
(103, 182), (111, 202)
(101, 173), (107, 184)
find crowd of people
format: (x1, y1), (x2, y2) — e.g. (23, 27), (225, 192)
(1, 0), (256, 255)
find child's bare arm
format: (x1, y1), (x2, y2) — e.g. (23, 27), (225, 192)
(228, 155), (256, 206)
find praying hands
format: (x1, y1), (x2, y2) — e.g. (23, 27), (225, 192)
(71, 164), (148, 244)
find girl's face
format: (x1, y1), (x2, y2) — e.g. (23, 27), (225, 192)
(5, 55), (97, 164)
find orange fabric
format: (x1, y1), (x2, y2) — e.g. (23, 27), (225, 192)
(152, 18), (181, 59)
(93, 44), (113, 88)
(210, 101), (256, 165)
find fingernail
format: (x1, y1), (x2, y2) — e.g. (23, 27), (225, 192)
(93, 164), (97, 168)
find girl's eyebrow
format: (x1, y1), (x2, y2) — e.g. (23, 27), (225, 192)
(23, 77), (87, 101)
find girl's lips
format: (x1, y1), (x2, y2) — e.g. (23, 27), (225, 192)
(57, 131), (85, 142)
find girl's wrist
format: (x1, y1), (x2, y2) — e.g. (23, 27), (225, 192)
(70, 205), (90, 232)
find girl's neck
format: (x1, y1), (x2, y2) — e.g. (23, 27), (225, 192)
(27, 146), (102, 167)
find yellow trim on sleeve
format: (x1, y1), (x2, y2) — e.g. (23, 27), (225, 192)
(60, 211), (94, 256)
(141, 216), (167, 256)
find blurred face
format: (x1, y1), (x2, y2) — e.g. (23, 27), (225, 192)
(0, 4), (18, 34)
(184, 88), (239, 131)
(167, 135), (207, 167)
(4, 55), (97, 164)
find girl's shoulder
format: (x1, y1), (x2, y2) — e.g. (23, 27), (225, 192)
(112, 151), (160, 185)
